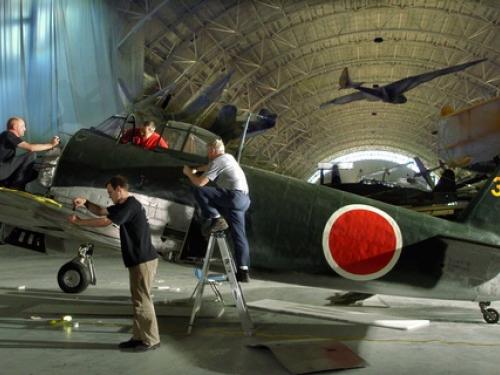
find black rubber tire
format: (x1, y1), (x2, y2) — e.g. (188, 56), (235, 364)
(57, 261), (90, 294)
(483, 308), (499, 324)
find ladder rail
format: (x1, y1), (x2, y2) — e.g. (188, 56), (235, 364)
(187, 234), (216, 334)
(216, 236), (254, 335)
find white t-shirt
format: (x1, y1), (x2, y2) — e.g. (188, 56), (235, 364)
(203, 153), (249, 193)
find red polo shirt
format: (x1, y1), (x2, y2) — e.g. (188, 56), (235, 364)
(120, 129), (168, 150)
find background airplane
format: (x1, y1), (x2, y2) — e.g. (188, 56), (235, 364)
(319, 58), (487, 108)
(437, 96), (500, 172)
(0, 113), (499, 326)
(315, 159), (476, 220)
(209, 105), (278, 144)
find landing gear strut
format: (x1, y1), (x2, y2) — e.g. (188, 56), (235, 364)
(57, 243), (96, 293)
(479, 302), (499, 324)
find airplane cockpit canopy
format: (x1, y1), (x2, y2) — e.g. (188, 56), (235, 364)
(157, 121), (218, 157)
(94, 114), (131, 140)
(93, 114), (218, 158)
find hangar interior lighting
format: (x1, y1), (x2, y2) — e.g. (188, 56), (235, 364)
(308, 150), (422, 184)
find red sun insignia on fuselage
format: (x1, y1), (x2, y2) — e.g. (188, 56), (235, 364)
(322, 204), (403, 281)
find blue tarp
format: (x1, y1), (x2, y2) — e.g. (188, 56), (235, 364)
(0, 0), (143, 142)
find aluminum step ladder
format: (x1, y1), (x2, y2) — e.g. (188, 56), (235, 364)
(187, 231), (253, 336)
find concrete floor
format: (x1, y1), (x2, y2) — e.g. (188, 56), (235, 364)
(1, 243), (500, 375)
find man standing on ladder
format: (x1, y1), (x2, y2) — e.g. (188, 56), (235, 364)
(183, 138), (251, 282)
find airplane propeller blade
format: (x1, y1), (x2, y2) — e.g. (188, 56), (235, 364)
(117, 78), (134, 108)
(177, 70), (234, 120)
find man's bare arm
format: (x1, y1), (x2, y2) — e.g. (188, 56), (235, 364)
(73, 197), (108, 216)
(17, 136), (60, 152)
(183, 165), (209, 187)
(68, 215), (112, 227)
(85, 201), (108, 216)
(196, 165), (208, 172)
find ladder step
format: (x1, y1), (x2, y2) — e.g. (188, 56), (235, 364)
(194, 268), (227, 282)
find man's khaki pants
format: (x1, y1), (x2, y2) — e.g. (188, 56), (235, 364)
(129, 258), (160, 346)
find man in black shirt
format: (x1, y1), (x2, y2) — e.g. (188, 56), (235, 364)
(0, 117), (60, 190)
(68, 175), (160, 352)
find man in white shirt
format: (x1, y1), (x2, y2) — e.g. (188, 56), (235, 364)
(183, 139), (251, 282)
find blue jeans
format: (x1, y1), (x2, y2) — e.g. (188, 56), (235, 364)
(193, 186), (251, 268)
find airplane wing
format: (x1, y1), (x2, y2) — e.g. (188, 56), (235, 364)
(355, 86), (386, 100)
(247, 299), (430, 330)
(319, 91), (370, 108)
(0, 187), (120, 250)
(385, 58), (487, 96)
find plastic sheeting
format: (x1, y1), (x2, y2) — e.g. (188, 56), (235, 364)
(0, 0), (143, 142)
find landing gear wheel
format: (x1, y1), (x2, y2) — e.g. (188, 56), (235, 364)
(483, 308), (499, 324)
(57, 261), (90, 294)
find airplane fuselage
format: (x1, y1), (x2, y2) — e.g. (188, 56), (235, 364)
(245, 167), (500, 301)
(51, 127), (500, 302)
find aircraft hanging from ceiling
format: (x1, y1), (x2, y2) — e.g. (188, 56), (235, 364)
(319, 58), (487, 108)
(0, 109), (499, 325)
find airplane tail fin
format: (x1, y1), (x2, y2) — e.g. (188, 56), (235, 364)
(338, 67), (363, 89)
(210, 104), (238, 142)
(209, 105), (277, 143)
(459, 164), (500, 233)
(414, 157), (435, 190)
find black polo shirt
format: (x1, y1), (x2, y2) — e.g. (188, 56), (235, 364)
(107, 196), (157, 268)
(0, 131), (22, 162)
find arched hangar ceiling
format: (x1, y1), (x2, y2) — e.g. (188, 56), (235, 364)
(119, 0), (500, 179)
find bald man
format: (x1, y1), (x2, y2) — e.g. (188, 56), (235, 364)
(0, 117), (60, 190)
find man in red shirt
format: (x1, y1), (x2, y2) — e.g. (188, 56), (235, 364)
(120, 121), (168, 150)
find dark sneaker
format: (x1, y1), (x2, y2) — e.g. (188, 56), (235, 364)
(236, 269), (250, 283)
(210, 217), (229, 233)
(118, 338), (143, 349)
(134, 342), (161, 352)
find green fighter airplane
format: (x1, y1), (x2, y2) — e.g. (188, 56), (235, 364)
(0, 113), (499, 325)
